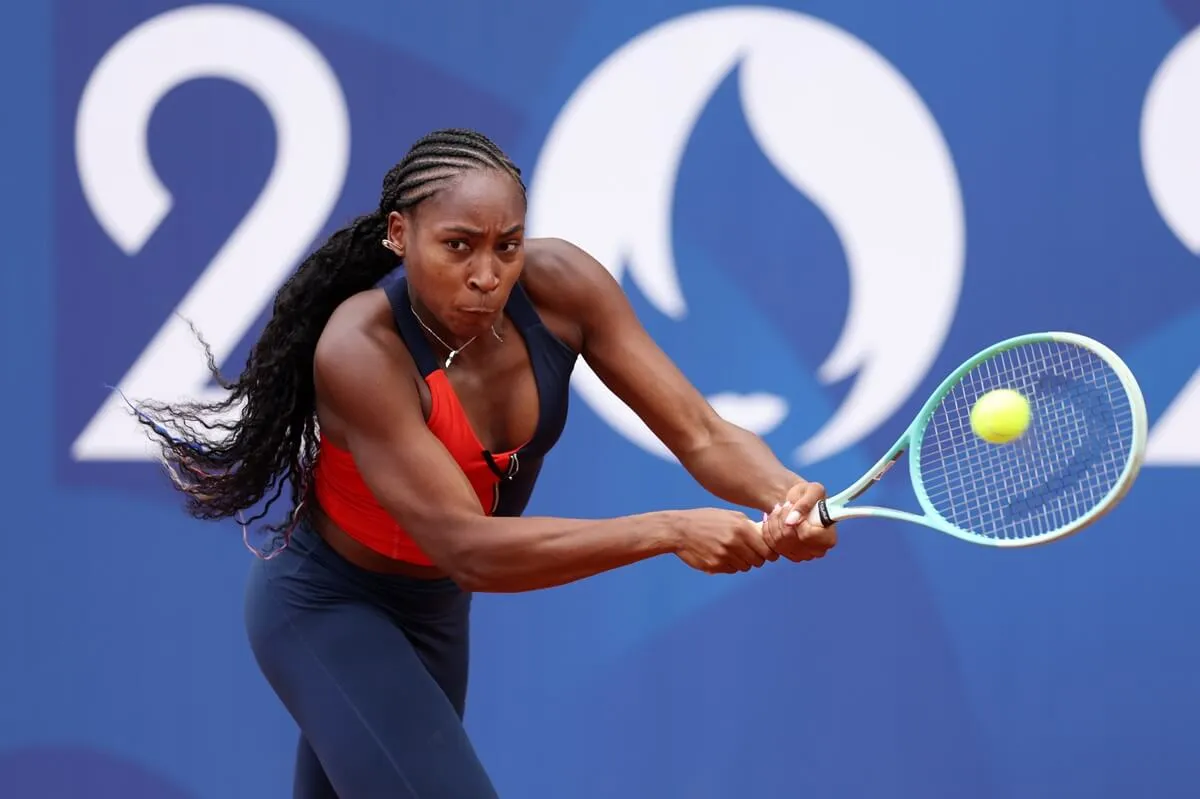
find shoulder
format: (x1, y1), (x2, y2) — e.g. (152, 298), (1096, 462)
(520, 238), (627, 350)
(522, 237), (611, 294)
(313, 288), (421, 421)
(315, 288), (405, 370)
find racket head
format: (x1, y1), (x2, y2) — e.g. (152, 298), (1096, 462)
(905, 332), (1148, 547)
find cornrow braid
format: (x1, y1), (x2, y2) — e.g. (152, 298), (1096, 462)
(386, 128), (524, 209)
(134, 128), (524, 536)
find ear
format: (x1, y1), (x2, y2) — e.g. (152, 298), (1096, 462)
(385, 211), (407, 258)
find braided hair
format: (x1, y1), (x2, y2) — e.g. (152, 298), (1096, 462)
(135, 128), (525, 532)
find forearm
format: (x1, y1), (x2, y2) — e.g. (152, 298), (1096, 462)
(444, 511), (680, 593)
(680, 421), (802, 512)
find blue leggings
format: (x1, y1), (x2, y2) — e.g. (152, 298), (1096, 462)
(244, 519), (500, 798)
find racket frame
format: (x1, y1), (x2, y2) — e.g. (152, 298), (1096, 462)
(807, 331), (1148, 547)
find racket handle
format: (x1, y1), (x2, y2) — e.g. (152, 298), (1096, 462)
(753, 500), (832, 532)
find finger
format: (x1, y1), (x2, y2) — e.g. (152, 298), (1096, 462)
(786, 483), (825, 526)
(729, 550), (755, 572)
(817, 521), (838, 549)
(784, 491), (814, 525)
(705, 562), (736, 575)
(761, 511), (780, 559)
(763, 527), (801, 559)
(733, 538), (766, 569)
(794, 522), (837, 559)
(758, 504), (777, 549)
(770, 504), (809, 559)
(784, 480), (809, 506)
(756, 515), (781, 562)
(766, 501), (790, 549)
(790, 541), (820, 562)
(743, 520), (775, 564)
(801, 518), (838, 543)
(716, 544), (753, 572)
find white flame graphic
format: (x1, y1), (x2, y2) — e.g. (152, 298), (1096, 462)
(527, 6), (965, 464)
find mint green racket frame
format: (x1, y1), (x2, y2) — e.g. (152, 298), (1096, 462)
(784, 332), (1149, 548)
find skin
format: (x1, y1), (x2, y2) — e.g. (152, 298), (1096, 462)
(311, 169), (837, 591)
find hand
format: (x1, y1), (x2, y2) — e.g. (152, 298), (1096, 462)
(671, 509), (779, 574)
(761, 481), (838, 563)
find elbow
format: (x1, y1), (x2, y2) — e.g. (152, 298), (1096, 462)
(441, 550), (489, 592)
(429, 524), (500, 592)
(444, 555), (512, 593)
(441, 543), (529, 594)
(447, 566), (491, 593)
(416, 515), (533, 593)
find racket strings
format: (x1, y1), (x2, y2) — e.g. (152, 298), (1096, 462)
(916, 341), (1135, 542)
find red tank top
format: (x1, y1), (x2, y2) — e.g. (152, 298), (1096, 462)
(312, 370), (522, 564)
(309, 272), (577, 566)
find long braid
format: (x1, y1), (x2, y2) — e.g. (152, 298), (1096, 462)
(135, 128), (524, 532)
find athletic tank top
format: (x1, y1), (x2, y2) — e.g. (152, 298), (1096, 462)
(311, 268), (579, 565)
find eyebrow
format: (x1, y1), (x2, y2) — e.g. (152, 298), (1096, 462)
(443, 224), (524, 236)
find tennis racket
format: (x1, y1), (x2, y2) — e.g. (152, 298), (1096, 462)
(762, 331), (1148, 548)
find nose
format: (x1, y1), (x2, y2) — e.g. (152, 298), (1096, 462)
(467, 261), (501, 294)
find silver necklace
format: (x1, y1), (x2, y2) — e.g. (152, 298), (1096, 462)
(409, 303), (503, 369)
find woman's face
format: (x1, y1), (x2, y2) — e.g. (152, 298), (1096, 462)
(386, 168), (526, 340)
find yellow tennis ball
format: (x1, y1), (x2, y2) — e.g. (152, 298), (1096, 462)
(970, 388), (1031, 444)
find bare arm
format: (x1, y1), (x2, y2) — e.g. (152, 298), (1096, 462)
(313, 295), (686, 592)
(529, 238), (803, 514)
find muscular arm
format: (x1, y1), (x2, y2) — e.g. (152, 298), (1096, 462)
(313, 295), (681, 593)
(528, 238), (803, 513)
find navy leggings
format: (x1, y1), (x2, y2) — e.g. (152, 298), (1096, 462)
(244, 518), (500, 798)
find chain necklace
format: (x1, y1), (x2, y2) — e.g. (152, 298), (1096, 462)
(409, 302), (503, 369)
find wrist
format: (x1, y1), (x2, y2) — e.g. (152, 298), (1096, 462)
(649, 510), (685, 554)
(755, 472), (805, 512)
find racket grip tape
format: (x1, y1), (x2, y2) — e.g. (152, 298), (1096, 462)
(753, 499), (833, 533)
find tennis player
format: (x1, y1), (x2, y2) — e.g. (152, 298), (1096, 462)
(138, 129), (837, 798)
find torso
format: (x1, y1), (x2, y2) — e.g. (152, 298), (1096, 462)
(310, 241), (581, 577)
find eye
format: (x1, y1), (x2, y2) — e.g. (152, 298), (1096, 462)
(499, 240), (522, 253)
(445, 240), (468, 252)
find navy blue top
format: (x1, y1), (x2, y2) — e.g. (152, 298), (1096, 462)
(377, 268), (579, 517)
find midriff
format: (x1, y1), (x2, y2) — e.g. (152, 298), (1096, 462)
(310, 502), (450, 579)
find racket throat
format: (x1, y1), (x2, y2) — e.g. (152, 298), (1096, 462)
(846, 449), (905, 502)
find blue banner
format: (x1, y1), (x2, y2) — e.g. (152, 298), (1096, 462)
(3, 0), (1199, 796)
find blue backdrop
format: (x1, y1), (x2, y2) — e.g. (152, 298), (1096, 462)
(3, 1), (1200, 796)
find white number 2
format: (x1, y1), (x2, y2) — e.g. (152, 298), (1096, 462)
(70, 5), (1198, 467)
(1141, 24), (1200, 466)
(71, 4), (350, 461)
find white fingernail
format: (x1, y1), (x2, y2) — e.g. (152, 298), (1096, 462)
(785, 510), (800, 525)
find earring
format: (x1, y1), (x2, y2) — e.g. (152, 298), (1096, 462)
(381, 239), (403, 257)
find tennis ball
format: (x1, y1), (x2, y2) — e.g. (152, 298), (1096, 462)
(970, 388), (1031, 444)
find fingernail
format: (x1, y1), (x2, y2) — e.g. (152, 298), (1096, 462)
(773, 503), (781, 513)
(785, 509), (800, 525)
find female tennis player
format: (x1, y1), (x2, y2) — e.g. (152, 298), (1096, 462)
(138, 129), (837, 798)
